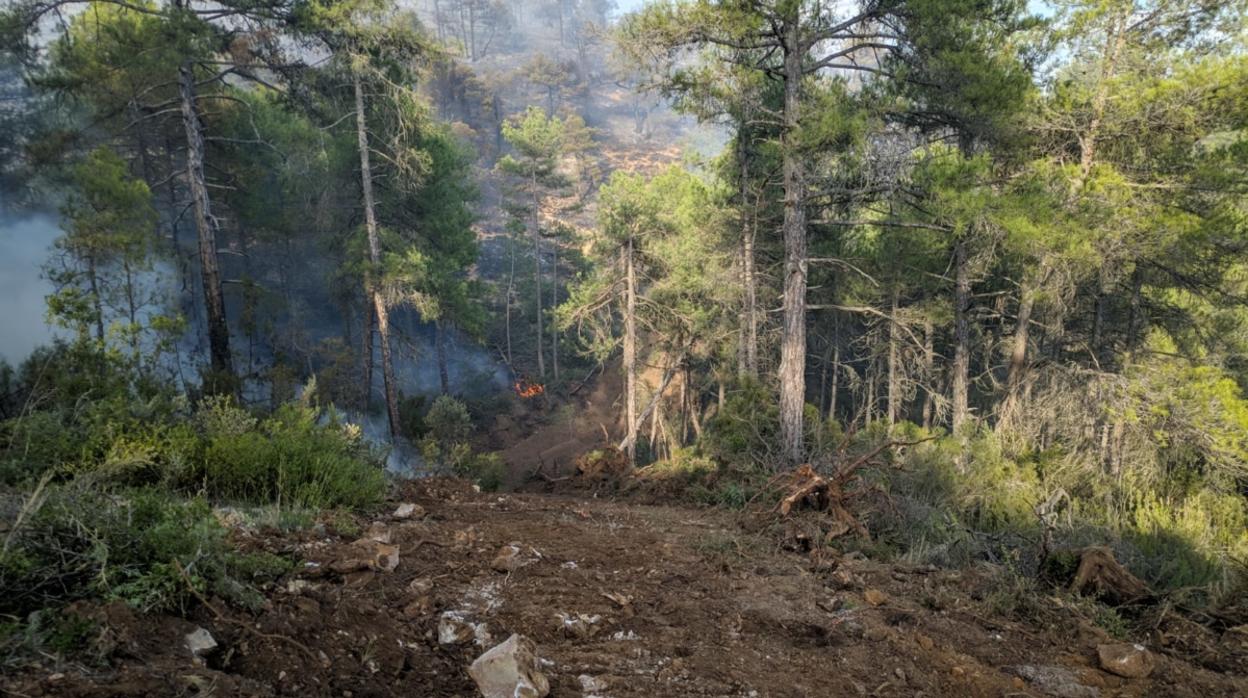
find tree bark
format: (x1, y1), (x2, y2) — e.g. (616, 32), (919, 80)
(354, 70), (400, 438)
(436, 318), (450, 395)
(777, 18), (808, 466)
(179, 62), (232, 377)
(1002, 280), (1035, 424)
(738, 135), (758, 378)
(87, 254), (105, 343)
(921, 317), (935, 430)
(623, 238), (638, 465)
(505, 225), (515, 364)
(551, 239), (559, 381)
(887, 288), (900, 427)
(532, 173), (545, 377)
(951, 238), (970, 431)
(361, 301), (374, 408)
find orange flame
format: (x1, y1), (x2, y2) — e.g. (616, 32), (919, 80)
(514, 379), (545, 398)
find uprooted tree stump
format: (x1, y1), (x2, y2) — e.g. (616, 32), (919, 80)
(773, 438), (935, 543)
(1042, 546), (1151, 605)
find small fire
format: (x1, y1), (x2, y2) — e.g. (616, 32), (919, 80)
(514, 378), (545, 399)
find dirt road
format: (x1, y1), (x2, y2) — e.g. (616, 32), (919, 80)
(5, 478), (1246, 697)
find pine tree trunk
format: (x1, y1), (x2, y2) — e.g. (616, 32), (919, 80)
(505, 228), (515, 365)
(551, 240), (559, 381)
(532, 176), (545, 377)
(1127, 269), (1143, 350)
(623, 239), (638, 465)
(777, 20), (808, 466)
(361, 301), (374, 409)
(738, 136), (758, 378)
(436, 319), (450, 395)
(1002, 281), (1035, 423)
(922, 317), (935, 430)
(952, 238), (970, 431)
(87, 254), (105, 343)
(354, 70), (400, 438)
(179, 62), (232, 377)
(887, 288), (901, 427)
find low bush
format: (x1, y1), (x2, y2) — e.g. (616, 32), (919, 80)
(0, 485), (294, 618)
(197, 401), (385, 510)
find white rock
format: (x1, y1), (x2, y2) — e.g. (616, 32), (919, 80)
(392, 503), (425, 519)
(468, 634), (550, 698)
(185, 627), (218, 659)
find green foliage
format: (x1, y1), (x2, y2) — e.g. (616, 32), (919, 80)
(197, 404), (385, 510)
(0, 348), (386, 510)
(701, 378), (778, 466)
(0, 485), (293, 618)
(876, 429), (1248, 593)
(424, 395), (473, 445)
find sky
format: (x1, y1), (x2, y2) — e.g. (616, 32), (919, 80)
(0, 209), (61, 365)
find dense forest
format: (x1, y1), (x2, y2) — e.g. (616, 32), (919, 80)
(1, 0), (1247, 694)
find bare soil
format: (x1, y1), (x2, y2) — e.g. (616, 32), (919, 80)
(4, 477), (1246, 698)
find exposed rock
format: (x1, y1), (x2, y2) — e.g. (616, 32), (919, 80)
(402, 596), (433, 618)
(408, 577), (434, 595)
(491, 542), (538, 573)
(578, 674), (609, 694)
(438, 612), (492, 646)
(438, 612), (476, 645)
(1097, 643), (1155, 679)
(365, 522), (391, 543)
(392, 503), (426, 520)
(370, 543), (400, 572)
(1007, 665), (1099, 698)
(185, 627), (218, 660)
(863, 589), (888, 607)
(556, 612), (602, 639)
(468, 634), (550, 698)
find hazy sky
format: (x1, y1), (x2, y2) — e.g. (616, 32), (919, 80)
(0, 210), (61, 365)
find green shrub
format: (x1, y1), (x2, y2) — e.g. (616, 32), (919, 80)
(425, 395), (472, 445)
(0, 485), (293, 617)
(198, 404), (386, 510)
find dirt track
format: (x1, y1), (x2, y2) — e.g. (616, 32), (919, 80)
(5, 477), (1246, 697)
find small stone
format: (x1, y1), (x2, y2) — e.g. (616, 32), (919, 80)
(863, 589), (888, 607)
(408, 577), (434, 595)
(556, 612), (602, 640)
(185, 627), (218, 659)
(371, 543), (400, 572)
(951, 666), (965, 678)
(403, 597), (433, 619)
(917, 634), (934, 651)
(829, 569), (858, 590)
(1008, 665), (1099, 698)
(864, 625), (890, 642)
(392, 503), (425, 519)
(1097, 643), (1155, 679)
(468, 634), (550, 698)
(365, 522), (391, 543)
(438, 612), (476, 645)
(578, 674), (609, 693)
(491, 543), (533, 573)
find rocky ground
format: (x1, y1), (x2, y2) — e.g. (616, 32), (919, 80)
(3, 477), (1247, 697)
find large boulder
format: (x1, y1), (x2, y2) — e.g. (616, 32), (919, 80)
(1097, 643), (1156, 679)
(468, 634), (550, 698)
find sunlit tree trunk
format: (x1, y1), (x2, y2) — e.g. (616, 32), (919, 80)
(777, 18), (808, 466)
(951, 238), (970, 431)
(354, 70), (400, 437)
(179, 62), (232, 378)
(887, 288), (901, 426)
(623, 238), (638, 465)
